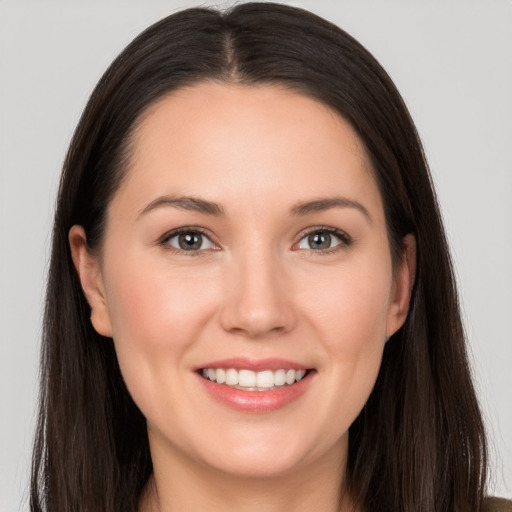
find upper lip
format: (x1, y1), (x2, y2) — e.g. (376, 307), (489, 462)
(196, 357), (312, 372)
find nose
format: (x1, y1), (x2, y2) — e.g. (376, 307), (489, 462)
(219, 250), (297, 339)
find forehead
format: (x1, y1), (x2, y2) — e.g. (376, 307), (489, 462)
(112, 82), (381, 218)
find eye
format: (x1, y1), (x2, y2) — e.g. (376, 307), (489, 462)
(295, 228), (350, 252)
(163, 229), (216, 252)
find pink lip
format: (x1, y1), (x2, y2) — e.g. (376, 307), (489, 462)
(196, 357), (311, 372)
(195, 358), (315, 413)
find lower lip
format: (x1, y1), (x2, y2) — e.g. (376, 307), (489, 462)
(197, 371), (314, 412)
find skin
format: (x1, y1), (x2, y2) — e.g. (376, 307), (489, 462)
(70, 82), (416, 512)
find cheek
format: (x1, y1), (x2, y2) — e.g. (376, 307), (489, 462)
(303, 256), (393, 345)
(105, 258), (215, 344)
(299, 256), (391, 416)
(101, 256), (219, 400)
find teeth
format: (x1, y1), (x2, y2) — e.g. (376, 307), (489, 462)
(201, 368), (308, 390)
(225, 368), (238, 386)
(216, 368), (226, 384)
(239, 369), (256, 387)
(274, 369), (286, 386)
(256, 370), (273, 388)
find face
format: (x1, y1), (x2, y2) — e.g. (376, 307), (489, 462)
(71, 82), (413, 479)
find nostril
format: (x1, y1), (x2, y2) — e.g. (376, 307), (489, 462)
(218, 275), (297, 337)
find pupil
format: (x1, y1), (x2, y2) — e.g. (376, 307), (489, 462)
(309, 231), (331, 250)
(179, 232), (202, 250)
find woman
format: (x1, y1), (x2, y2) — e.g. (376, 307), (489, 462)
(30, 3), (507, 511)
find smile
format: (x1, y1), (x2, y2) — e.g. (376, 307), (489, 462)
(196, 358), (315, 411)
(201, 368), (308, 391)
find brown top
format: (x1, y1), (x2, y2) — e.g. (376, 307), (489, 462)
(483, 497), (512, 512)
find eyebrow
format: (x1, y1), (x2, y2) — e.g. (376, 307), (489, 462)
(137, 195), (225, 218)
(137, 194), (371, 222)
(291, 197), (372, 222)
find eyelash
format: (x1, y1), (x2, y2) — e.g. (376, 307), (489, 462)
(159, 227), (217, 257)
(159, 226), (352, 256)
(294, 226), (352, 255)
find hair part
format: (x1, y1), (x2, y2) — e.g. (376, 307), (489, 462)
(32, 3), (487, 512)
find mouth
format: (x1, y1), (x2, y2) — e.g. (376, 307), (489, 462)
(199, 367), (310, 392)
(195, 358), (315, 411)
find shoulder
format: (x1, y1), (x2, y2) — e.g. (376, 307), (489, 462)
(483, 497), (512, 512)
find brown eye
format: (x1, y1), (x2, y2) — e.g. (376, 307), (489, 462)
(308, 231), (332, 250)
(178, 232), (203, 250)
(165, 230), (215, 252)
(296, 229), (349, 252)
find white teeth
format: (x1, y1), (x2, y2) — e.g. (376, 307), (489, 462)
(256, 370), (274, 388)
(274, 369), (286, 386)
(295, 369), (306, 382)
(225, 368), (238, 386)
(216, 368), (226, 384)
(238, 369), (256, 387)
(201, 367), (309, 390)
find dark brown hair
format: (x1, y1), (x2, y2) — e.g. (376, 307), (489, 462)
(31, 3), (487, 511)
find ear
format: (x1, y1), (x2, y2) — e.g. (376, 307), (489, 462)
(386, 234), (416, 338)
(68, 225), (113, 337)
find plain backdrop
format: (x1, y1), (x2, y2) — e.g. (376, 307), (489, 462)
(0, 1), (511, 510)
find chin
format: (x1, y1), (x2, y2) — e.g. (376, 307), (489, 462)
(205, 451), (307, 479)
(195, 427), (340, 479)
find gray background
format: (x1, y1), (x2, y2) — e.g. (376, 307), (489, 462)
(1, 1), (511, 510)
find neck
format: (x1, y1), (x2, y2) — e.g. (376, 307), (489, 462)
(139, 431), (356, 512)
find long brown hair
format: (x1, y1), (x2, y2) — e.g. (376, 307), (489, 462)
(31, 3), (487, 511)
